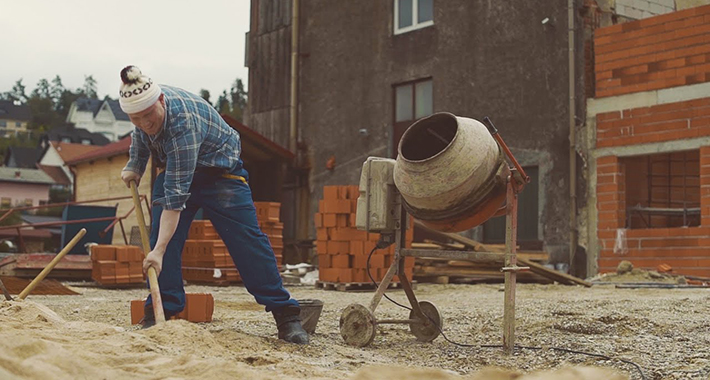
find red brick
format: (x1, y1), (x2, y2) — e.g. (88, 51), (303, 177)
(186, 293), (214, 323)
(350, 240), (364, 256)
(316, 228), (328, 241)
(339, 268), (355, 283)
(317, 254), (331, 269)
(130, 300), (145, 324)
(323, 214), (337, 227)
(92, 245), (116, 261)
(336, 214), (349, 227)
(329, 227), (367, 242)
(323, 186), (339, 200)
(316, 241), (328, 255)
(331, 254), (352, 268)
(314, 213), (323, 228)
(319, 268), (338, 282)
(327, 241), (349, 255)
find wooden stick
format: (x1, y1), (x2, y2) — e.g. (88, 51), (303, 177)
(412, 219), (592, 287)
(0, 278), (13, 300)
(130, 181), (166, 324)
(18, 228), (86, 299)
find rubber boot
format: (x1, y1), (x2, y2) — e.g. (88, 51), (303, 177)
(272, 305), (309, 344)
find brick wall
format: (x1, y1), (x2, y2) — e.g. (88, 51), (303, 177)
(596, 97), (710, 147)
(596, 148), (710, 277)
(594, 4), (710, 97)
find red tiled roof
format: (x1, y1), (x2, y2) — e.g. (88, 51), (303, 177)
(37, 164), (71, 186)
(51, 141), (103, 162)
(65, 136), (132, 165)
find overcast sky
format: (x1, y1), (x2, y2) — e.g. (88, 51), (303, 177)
(0, 0), (251, 102)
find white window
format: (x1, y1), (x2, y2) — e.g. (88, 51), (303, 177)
(81, 139), (92, 145)
(394, 0), (433, 35)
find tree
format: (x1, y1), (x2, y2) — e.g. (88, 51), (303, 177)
(82, 75), (98, 99)
(215, 90), (230, 115)
(199, 89), (212, 105)
(3, 79), (28, 103)
(32, 78), (51, 99)
(229, 79), (248, 122)
(50, 75), (65, 108)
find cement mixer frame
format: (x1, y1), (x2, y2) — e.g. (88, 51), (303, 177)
(340, 117), (530, 353)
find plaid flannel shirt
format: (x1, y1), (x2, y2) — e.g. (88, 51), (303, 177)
(123, 85), (242, 211)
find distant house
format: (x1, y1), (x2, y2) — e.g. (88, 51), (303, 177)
(65, 136), (153, 244)
(66, 98), (134, 142)
(2, 146), (42, 168)
(41, 125), (110, 146)
(0, 167), (54, 208)
(36, 141), (102, 187)
(0, 100), (31, 138)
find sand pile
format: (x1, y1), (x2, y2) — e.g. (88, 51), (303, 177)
(0, 300), (288, 380)
(351, 365), (628, 380)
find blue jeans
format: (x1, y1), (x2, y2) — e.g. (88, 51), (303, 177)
(144, 164), (298, 314)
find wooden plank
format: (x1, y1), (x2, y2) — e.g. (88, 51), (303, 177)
(412, 219), (591, 287)
(519, 259), (592, 287)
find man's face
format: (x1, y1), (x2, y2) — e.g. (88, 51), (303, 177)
(128, 95), (165, 135)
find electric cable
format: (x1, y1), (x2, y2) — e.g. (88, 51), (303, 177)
(365, 246), (647, 380)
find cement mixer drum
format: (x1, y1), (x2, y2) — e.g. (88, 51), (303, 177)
(393, 112), (509, 232)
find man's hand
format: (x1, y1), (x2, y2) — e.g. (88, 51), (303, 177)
(121, 170), (141, 188)
(143, 248), (165, 276)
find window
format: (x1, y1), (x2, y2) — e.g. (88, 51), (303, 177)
(1, 198), (10, 208)
(394, 0), (433, 35)
(392, 78), (433, 156)
(623, 150), (700, 228)
(81, 139), (92, 145)
(0, 121), (6, 128)
(61, 137), (72, 143)
(24, 199), (33, 207)
(15, 122), (21, 127)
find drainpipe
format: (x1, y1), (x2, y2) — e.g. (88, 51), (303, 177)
(568, 0), (578, 272)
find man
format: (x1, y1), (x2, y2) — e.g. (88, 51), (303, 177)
(118, 65), (308, 344)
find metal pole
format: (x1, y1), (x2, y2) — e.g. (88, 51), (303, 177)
(568, 0), (578, 274)
(503, 180), (519, 354)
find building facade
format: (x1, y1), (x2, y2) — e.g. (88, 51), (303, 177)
(584, 4), (710, 277)
(66, 98), (134, 142)
(247, 0), (586, 267)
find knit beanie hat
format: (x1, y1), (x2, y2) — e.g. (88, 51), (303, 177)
(118, 66), (162, 114)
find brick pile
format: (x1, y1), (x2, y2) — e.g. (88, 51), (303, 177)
(182, 220), (241, 284)
(254, 202), (284, 267)
(182, 206), (283, 284)
(315, 185), (414, 284)
(91, 245), (144, 285)
(130, 293), (214, 324)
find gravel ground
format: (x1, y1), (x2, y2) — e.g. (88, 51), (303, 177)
(16, 282), (710, 379)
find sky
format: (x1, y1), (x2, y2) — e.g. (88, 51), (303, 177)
(0, 0), (251, 102)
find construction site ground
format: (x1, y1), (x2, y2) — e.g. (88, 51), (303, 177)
(1, 282), (708, 380)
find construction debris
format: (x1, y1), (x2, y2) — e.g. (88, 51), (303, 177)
(0, 276), (78, 296)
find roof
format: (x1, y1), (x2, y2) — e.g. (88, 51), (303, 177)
(74, 97), (129, 121)
(221, 115), (295, 163)
(3, 146), (42, 168)
(0, 167), (55, 185)
(65, 135), (132, 165)
(0, 100), (31, 121)
(37, 164), (71, 186)
(50, 141), (102, 162)
(44, 125), (110, 146)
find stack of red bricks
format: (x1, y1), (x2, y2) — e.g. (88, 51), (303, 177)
(254, 202), (284, 267)
(130, 293), (214, 324)
(315, 185), (414, 284)
(182, 220), (241, 284)
(91, 245), (144, 285)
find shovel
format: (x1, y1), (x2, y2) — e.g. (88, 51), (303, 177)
(130, 181), (166, 324)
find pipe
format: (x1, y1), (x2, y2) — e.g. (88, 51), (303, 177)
(290, 0), (299, 153)
(568, 0), (578, 273)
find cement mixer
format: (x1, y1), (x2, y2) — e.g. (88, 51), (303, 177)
(342, 113), (529, 352)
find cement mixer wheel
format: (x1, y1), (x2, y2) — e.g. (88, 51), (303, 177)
(340, 303), (377, 347)
(409, 301), (443, 342)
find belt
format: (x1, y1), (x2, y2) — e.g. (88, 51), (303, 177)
(222, 173), (248, 184)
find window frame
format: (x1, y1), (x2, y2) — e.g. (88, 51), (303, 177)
(391, 77), (434, 157)
(394, 0), (434, 35)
